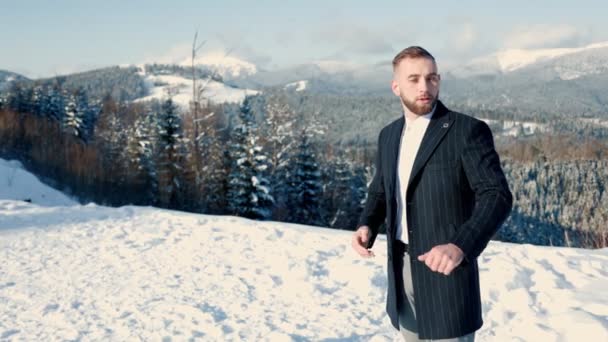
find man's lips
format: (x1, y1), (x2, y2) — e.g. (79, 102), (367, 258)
(418, 97), (432, 102)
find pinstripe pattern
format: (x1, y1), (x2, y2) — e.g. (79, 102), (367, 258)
(358, 100), (513, 340)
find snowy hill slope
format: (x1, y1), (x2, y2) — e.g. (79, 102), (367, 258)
(451, 41), (608, 77)
(0, 199), (607, 341)
(0, 158), (607, 340)
(134, 70), (259, 109)
(0, 158), (76, 206)
(177, 51), (258, 80)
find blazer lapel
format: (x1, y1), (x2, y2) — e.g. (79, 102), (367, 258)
(387, 116), (404, 195)
(407, 101), (453, 188)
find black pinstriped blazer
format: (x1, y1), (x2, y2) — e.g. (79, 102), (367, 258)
(358, 100), (512, 339)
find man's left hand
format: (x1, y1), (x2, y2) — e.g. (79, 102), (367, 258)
(417, 243), (464, 276)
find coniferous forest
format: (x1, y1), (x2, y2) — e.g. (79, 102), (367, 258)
(0, 79), (606, 249)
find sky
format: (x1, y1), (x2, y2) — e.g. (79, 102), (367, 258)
(2, 0), (608, 78)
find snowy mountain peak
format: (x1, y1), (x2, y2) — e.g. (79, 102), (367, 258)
(451, 41), (608, 77)
(312, 60), (361, 74)
(179, 51), (258, 79)
(494, 41), (608, 72)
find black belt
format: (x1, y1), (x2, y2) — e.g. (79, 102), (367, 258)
(395, 239), (409, 255)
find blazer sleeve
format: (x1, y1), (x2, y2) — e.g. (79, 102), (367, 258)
(449, 120), (513, 262)
(357, 129), (388, 249)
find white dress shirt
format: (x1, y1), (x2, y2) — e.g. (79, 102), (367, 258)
(395, 107), (435, 243)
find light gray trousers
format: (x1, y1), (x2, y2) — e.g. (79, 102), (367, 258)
(398, 252), (476, 342)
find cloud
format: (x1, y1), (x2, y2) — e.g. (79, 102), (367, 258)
(503, 24), (593, 49)
(310, 23), (395, 59)
(142, 43), (191, 65)
(447, 21), (477, 53)
(141, 38), (273, 69)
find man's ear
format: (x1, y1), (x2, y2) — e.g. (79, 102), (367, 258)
(391, 79), (400, 97)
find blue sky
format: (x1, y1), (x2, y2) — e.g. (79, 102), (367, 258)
(2, 0), (608, 78)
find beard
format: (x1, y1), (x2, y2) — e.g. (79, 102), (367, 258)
(400, 92), (438, 115)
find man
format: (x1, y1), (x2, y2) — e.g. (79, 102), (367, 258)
(351, 46), (512, 341)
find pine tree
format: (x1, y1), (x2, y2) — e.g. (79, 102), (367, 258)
(324, 152), (366, 229)
(46, 84), (65, 122)
(63, 91), (85, 139)
(263, 93), (297, 221)
(289, 121), (324, 226)
(6, 82), (26, 113)
(31, 85), (44, 116)
(125, 111), (159, 204)
(156, 97), (187, 209)
(197, 104), (229, 214)
(227, 96), (274, 220)
(74, 88), (97, 141)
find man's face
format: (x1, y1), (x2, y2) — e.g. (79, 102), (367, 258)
(391, 57), (440, 115)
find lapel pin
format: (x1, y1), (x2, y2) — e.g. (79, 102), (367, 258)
(442, 123), (449, 128)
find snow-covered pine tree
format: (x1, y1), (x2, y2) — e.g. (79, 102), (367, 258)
(324, 151), (365, 229)
(227, 95), (274, 220)
(263, 92), (296, 221)
(93, 95), (130, 201)
(196, 104), (229, 214)
(125, 111), (159, 204)
(156, 97), (187, 209)
(6, 82), (27, 113)
(31, 85), (44, 116)
(289, 113), (325, 226)
(45, 84), (65, 122)
(63, 91), (86, 139)
(75, 88), (98, 141)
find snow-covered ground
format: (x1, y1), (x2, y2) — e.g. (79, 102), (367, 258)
(135, 71), (259, 109)
(0, 159), (76, 206)
(480, 118), (549, 137)
(284, 80), (308, 92)
(1, 160), (607, 341)
(580, 118), (608, 128)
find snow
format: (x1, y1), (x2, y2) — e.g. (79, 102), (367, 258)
(455, 41), (608, 76)
(134, 70), (259, 109)
(0, 159), (76, 206)
(1, 160), (607, 341)
(479, 118), (549, 137)
(313, 60), (361, 73)
(178, 50), (258, 79)
(495, 48), (579, 73)
(580, 118), (608, 128)
(285, 80), (307, 92)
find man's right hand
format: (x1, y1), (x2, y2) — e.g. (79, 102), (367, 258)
(351, 225), (375, 258)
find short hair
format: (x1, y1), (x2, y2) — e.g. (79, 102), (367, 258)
(392, 46), (436, 70)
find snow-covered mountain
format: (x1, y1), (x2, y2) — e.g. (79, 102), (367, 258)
(1, 157), (608, 341)
(177, 51), (258, 80)
(134, 66), (259, 109)
(450, 41), (608, 78)
(0, 70), (28, 91)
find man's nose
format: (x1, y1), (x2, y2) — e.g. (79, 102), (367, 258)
(418, 79), (430, 92)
